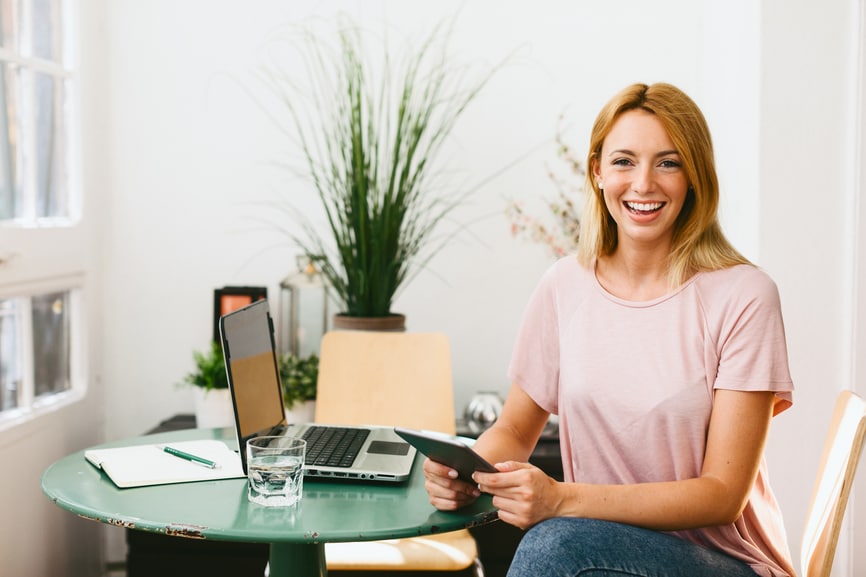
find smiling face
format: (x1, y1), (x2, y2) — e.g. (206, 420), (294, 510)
(592, 108), (689, 255)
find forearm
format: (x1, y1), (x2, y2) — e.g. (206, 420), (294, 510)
(557, 475), (746, 531)
(568, 390), (773, 531)
(471, 383), (549, 465)
(472, 416), (545, 466)
(480, 391), (774, 532)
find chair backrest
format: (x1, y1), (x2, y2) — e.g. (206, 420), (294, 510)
(800, 390), (866, 577)
(314, 331), (457, 435)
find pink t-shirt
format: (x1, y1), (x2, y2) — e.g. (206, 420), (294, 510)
(508, 257), (795, 577)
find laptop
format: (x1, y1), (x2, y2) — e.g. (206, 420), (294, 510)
(218, 299), (416, 482)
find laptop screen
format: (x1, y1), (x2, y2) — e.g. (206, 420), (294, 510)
(219, 300), (285, 443)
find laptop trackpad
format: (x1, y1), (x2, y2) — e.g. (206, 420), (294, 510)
(367, 441), (411, 456)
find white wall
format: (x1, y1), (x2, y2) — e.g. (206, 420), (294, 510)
(853, 4), (866, 574)
(758, 2), (863, 576)
(5, 1), (858, 575)
(100, 0), (729, 439)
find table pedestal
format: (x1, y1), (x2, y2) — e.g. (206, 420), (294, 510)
(270, 542), (326, 576)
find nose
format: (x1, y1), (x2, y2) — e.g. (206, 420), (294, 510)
(631, 165), (654, 195)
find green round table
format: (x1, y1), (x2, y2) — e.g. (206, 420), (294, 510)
(42, 427), (498, 576)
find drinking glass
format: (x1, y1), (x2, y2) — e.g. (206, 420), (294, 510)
(246, 436), (306, 507)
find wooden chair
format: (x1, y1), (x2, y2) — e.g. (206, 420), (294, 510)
(315, 330), (484, 577)
(800, 390), (866, 577)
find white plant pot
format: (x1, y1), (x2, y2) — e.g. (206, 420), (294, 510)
(285, 399), (316, 424)
(193, 387), (235, 429)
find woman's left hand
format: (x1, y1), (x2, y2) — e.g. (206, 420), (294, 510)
(474, 461), (562, 530)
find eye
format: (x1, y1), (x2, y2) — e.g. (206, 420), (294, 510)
(658, 159), (681, 169)
(612, 158), (633, 167)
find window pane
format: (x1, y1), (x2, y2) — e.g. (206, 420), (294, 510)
(0, 298), (21, 411)
(0, 0), (17, 49)
(24, 0), (61, 62)
(0, 62), (21, 220)
(31, 291), (69, 397)
(32, 70), (68, 218)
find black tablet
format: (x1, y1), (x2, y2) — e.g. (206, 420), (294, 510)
(394, 426), (497, 482)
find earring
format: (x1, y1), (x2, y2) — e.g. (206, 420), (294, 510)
(597, 180), (603, 190)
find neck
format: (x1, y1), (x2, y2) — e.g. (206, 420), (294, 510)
(596, 246), (671, 301)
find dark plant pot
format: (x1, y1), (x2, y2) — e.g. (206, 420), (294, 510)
(332, 313), (406, 332)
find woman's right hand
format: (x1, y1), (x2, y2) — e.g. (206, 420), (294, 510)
(421, 383), (549, 511)
(422, 457), (482, 511)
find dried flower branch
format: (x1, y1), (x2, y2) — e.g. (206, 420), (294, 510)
(506, 118), (586, 257)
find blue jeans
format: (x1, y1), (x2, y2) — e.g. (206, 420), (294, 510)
(507, 518), (759, 577)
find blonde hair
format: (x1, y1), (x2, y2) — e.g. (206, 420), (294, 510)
(577, 83), (750, 286)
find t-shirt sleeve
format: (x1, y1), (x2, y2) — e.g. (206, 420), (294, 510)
(507, 262), (562, 415)
(712, 268), (793, 415)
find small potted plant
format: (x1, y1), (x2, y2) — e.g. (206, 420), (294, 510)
(279, 352), (318, 423)
(180, 341), (234, 428)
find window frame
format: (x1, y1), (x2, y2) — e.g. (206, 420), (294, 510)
(0, 0), (84, 432)
(0, 275), (86, 431)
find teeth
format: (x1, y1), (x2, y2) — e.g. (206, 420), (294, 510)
(626, 201), (663, 212)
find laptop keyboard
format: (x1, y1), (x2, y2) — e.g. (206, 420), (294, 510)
(302, 426), (370, 468)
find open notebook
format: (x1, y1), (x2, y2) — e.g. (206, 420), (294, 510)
(85, 439), (245, 488)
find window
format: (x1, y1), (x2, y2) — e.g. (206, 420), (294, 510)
(0, 289), (75, 413)
(0, 0), (81, 428)
(0, 0), (73, 224)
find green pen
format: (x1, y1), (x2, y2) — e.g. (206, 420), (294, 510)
(162, 445), (220, 469)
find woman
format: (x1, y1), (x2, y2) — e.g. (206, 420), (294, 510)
(424, 83), (795, 577)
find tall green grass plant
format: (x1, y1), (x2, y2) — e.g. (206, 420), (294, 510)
(261, 19), (494, 317)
